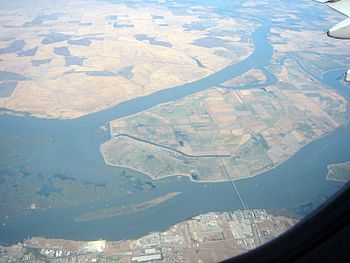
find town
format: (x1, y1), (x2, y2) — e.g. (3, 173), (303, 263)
(0, 209), (297, 262)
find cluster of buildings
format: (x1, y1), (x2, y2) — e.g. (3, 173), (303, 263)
(0, 209), (297, 263)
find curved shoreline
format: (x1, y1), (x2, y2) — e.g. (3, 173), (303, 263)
(75, 192), (182, 222)
(0, 21), (272, 136)
(100, 67), (349, 184)
(102, 121), (347, 184)
(0, 6), (349, 244)
(326, 161), (350, 183)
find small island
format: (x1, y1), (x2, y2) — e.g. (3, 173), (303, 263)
(75, 192), (181, 222)
(326, 161), (350, 183)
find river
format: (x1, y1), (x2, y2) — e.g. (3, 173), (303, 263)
(0, 12), (349, 244)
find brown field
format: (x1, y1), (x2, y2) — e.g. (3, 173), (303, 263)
(0, 0), (254, 119)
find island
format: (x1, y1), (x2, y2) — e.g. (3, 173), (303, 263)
(326, 161), (350, 183)
(75, 192), (181, 222)
(101, 57), (348, 182)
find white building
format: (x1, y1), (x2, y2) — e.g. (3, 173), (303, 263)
(346, 69), (350, 82)
(132, 254), (162, 262)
